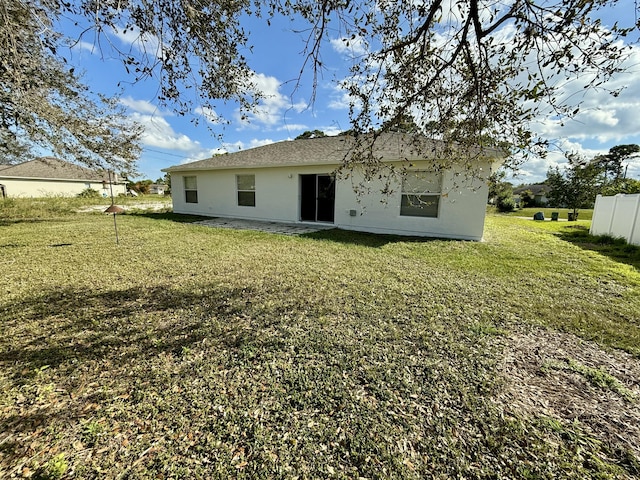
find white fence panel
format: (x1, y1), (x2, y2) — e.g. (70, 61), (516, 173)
(590, 196), (616, 235)
(590, 194), (640, 245)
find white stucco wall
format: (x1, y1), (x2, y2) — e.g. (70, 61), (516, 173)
(0, 178), (126, 198)
(172, 166), (305, 222)
(334, 166), (490, 240)
(170, 161), (492, 241)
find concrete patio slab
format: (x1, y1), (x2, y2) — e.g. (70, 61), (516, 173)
(194, 217), (335, 236)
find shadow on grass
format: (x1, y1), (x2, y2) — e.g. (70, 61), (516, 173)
(0, 282), (291, 468)
(0, 217), (66, 227)
(124, 214), (443, 246)
(123, 211), (213, 223)
(556, 224), (640, 270)
(301, 228), (439, 247)
(0, 284), (264, 376)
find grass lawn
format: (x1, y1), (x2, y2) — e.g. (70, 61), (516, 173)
(1, 199), (639, 479)
(490, 206), (595, 221)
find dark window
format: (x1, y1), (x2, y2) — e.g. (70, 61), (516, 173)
(184, 176), (198, 204)
(400, 194), (439, 217)
(237, 174), (255, 207)
(400, 171), (441, 218)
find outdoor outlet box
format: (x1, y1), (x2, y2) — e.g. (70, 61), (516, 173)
(349, 209), (357, 217)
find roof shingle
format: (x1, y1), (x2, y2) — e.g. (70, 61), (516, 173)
(164, 133), (503, 172)
(0, 157), (111, 181)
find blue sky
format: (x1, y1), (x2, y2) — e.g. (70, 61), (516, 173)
(58, 1), (640, 184)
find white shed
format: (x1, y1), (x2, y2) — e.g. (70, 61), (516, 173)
(163, 133), (503, 241)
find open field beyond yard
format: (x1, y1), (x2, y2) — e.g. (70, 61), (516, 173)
(1, 198), (640, 479)
(489, 207), (595, 221)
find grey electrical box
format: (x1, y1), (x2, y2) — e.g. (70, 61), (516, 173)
(349, 209), (357, 217)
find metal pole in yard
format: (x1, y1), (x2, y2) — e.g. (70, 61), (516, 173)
(113, 212), (119, 244)
(104, 171), (124, 244)
(109, 170), (115, 205)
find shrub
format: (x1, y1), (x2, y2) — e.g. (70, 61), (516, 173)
(595, 234), (627, 246)
(77, 188), (100, 198)
(520, 189), (535, 208)
(496, 195), (516, 212)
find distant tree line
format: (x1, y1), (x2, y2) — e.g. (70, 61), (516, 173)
(491, 144), (640, 215)
(128, 174), (171, 195)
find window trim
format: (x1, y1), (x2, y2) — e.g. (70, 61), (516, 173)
(184, 175), (198, 204)
(400, 170), (442, 218)
(236, 174), (256, 207)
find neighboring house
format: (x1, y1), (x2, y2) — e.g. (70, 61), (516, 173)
(514, 184), (549, 206)
(0, 157), (126, 198)
(163, 133), (504, 241)
(149, 184), (167, 195)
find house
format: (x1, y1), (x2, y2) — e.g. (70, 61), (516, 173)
(0, 157), (127, 198)
(149, 184), (167, 195)
(163, 133), (504, 241)
(513, 184), (549, 206)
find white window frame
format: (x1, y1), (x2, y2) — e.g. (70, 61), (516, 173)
(236, 174), (256, 207)
(184, 175), (198, 204)
(400, 170), (442, 218)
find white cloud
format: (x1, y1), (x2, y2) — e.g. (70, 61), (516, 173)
(321, 126), (345, 136)
(327, 91), (351, 110)
(130, 112), (202, 152)
(225, 138), (278, 151)
(534, 61), (640, 143)
(512, 136), (640, 184)
(246, 138), (278, 149)
(194, 106), (221, 124)
(179, 147), (226, 165)
(110, 26), (161, 57)
(437, 0), (507, 27)
(330, 36), (368, 57)
(177, 138), (278, 165)
(511, 139), (609, 183)
(235, 72), (308, 129)
(71, 40), (99, 54)
(119, 96), (204, 153)
(120, 96), (160, 115)
(277, 124), (308, 132)
(454, 19), (640, 182)
(326, 80), (358, 111)
(513, 41), (640, 181)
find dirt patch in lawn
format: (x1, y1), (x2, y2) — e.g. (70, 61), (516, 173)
(78, 202), (170, 213)
(498, 326), (640, 460)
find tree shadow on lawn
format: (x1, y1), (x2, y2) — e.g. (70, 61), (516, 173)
(0, 281), (498, 478)
(0, 282), (294, 472)
(123, 212), (452, 247)
(123, 211), (212, 223)
(301, 228), (445, 248)
(556, 224), (640, 270)
(0, 283), (267, 376)
(0, 217), (68, 227)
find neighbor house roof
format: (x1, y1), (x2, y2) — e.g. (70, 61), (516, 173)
(514, 184), (548, 195)
(164, 133), (505, 172)
(0, 157), (116, 182)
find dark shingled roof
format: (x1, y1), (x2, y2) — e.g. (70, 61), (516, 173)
(514, 184), (548, 195)
(164, 133), (504, 172)
(0, 157), (111, 181)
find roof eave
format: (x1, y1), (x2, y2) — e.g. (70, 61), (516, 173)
(0, 175), (126, 183)
(163, 156), (505, 174)
(162, 160), (341, 173)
